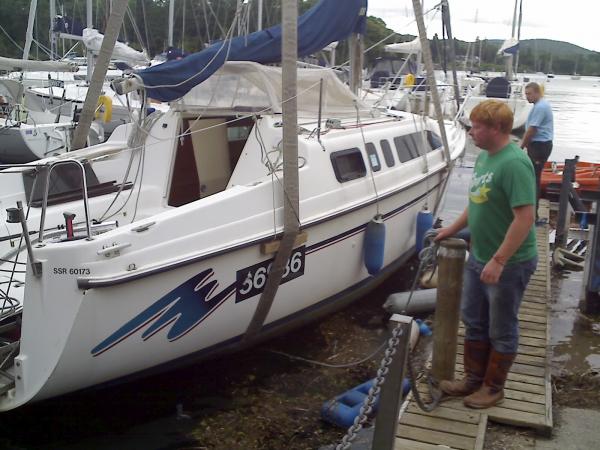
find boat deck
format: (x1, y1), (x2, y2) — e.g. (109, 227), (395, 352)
(396, 200), (553, 449)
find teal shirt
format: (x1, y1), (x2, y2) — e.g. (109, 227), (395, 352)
(468, 142), (537, 264)
(526, 98), (554, 142)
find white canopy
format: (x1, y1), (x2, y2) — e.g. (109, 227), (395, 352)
(82, 28), (149, 66)
(0, 56), (78, 73)
(385, 37), (421, 55)
(179, 61), (370, 117)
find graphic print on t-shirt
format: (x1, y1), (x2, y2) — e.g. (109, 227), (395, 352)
(469, 170), (493, 204)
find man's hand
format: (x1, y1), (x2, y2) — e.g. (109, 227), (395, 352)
(481, 258), (504, 284)
(433, 227), (454, 242)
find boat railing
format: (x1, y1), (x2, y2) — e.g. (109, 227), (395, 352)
(0, 159), (93, 244)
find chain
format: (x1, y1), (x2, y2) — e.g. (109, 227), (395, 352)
(334, 323), (404, 450)
(334, 229), (442, 449)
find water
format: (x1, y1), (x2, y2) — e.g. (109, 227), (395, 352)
(542, 75), (600, 163)
(440, 73), (600, 223)
(439, 74), (600, 376)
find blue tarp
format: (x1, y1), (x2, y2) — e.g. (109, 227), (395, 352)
(136, 0), (368, 102)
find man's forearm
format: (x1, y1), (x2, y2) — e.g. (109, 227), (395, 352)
(521, 127), (536, 148)
(493, 208), (535, 264)
(448, 208), (469, 234)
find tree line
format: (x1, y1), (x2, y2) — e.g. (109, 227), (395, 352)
(1, 0), (599, 76)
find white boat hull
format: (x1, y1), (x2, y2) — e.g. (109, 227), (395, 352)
(0, 63), (466, 411)
(0, 122), (71, 163)
(459, 95), (532, 130)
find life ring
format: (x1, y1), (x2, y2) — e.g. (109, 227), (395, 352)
(95, 95), (113, 123)
(404, 73), (416, 87)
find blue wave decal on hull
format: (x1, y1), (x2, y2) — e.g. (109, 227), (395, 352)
(92, 269), (235, 356)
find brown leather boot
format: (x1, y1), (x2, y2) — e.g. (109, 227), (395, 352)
(439, 339), (490, 397)
(464, 349), (516, 409)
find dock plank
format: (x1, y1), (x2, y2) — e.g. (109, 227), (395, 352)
(395, 200), (553, 446)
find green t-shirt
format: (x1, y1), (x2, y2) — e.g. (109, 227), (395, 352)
(468, 142), (537, 264)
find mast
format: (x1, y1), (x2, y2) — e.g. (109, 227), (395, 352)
(168, 0), (175, 47)
(72, 0), (128, 150)
(23, 0), (38, 60)
(257, 0), (263, 30)
(506, 0), (518, 80)
(349, 33), (363, 94)
(441, 0), (461, 111)
(182, 0), (186, 52)
(514, 0), (523, 76)
(86, 0), (94, 83)
(414, 0), (451, 163)
(244, 0), (300, 342)
(49, 0), (57, 59)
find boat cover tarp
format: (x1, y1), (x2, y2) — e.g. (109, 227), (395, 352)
(181, 61), (370, 116)
(82, 29), (149, 66)
(136, 0), (368, 102)
(0, 56), (78, 73)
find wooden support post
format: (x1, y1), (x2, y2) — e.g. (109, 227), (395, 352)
(582, 191), (600, 314)
(372, 314), (413, 450)
(431, 238), (467, 382)
(555, 157), (578, 249)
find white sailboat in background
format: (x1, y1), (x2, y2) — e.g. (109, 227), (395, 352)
(24, 0), (154, 136)
(0, 0), (106, 163)
(571, 57), (581, 80)
(363, 36), (457, 118)
(0, 0), (465, 411)
(458, 0), (532, 130)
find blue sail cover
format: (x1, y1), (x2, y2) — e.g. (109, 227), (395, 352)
(137, 0), (368, 102)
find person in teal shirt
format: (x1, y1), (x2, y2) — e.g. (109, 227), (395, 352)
(521, 82), (554, 223)
(435, 100), (538, 409)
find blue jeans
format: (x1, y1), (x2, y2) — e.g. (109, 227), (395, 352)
(461, 255), (538, 353)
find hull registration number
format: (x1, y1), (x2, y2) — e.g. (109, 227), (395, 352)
(235, 247), (305, 302)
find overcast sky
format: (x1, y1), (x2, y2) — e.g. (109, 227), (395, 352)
(367, 0), (600, 52)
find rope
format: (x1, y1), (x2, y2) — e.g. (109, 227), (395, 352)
(269, 340), (387, 369)
(0, 23), (24, 53)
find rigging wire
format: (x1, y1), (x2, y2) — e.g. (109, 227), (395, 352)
(354, 101), (381, 216)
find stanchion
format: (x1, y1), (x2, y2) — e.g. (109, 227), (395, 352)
(431, 238), (468, 382)
(371, 314), (412, 450)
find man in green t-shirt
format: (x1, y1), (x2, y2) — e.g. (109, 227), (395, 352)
(434, 99), (538, 409)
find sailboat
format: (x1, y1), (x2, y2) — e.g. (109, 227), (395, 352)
(571, 57), (581, 80)
(458, 0), (532, 130)
(0, 1), (105, 163)
(0, 0), (465, 411)
(546, 55), (555, 79)
(24, 9), (153, 136)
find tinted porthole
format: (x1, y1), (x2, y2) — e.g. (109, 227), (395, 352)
(330, 148), (367, 183)
(380, 139), (395, 167)
(427, 131), (443, 150)
(365, 143), (381, 172)
(393, 136), (414, 162)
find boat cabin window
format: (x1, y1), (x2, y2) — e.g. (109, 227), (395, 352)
(393, 132), (430, 163)
(330, 148), (367, 183)
(380, 139), (396, 167)
(427, 131), (443, 150)
(22, 163), (131, 207)
(168, 117), (251, 207)
(365, 143), (381, 172)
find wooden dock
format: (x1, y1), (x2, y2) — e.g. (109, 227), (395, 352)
(396, 200), (553, 449)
